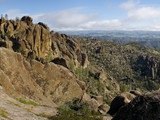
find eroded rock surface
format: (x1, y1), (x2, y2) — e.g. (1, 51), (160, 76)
(0, 47), (84, 106)
(0, 16), (89, 69)
(0, 88), (57, 120)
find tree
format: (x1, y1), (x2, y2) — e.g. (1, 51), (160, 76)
(15, 17), (20, 22)
(1, 14), (3, 19)
(4, 14), (8, 20)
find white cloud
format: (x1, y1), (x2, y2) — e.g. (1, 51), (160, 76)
(126, 7), (160, 22)
(32, 8), (124, 31)
(32, 8), (97, 30)
(3, 7), (160, 31)
(81, 19), (122, 30)
(120, 0), (136, 10)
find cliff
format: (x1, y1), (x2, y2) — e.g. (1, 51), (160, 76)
(0, 16), (89, 69)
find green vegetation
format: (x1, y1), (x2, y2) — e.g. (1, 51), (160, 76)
(120, 82), (129, 92)
(78, 37), (160, 92)
(104, 98), (112, 106)
(16, 98), (41, 106)
(74, 66), (104, 95)
(69, 61), (75, 71)
(49, 99), (102, 120)
(15, 17), (20, 22)
(45, 49), (53, 62)
(0, 108), (10, 119)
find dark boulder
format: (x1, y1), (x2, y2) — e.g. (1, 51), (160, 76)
(108, 92), (135, 115)
(21, 16), (33, 26)
(113, 90), (160, 120)
(51, 57), (68, 68)
(38, 22), (49, 30)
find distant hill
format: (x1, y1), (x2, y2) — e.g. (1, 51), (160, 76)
(60, 30), (160, 49)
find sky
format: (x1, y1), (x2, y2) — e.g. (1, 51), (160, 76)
(1, 0), (160, 31)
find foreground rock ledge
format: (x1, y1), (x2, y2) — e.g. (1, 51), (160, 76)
(112, 89), (160, 120)
(0, 47), (84, 106)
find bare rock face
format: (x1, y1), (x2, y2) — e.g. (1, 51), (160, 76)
(107, 92), (136, 115)
(113, 90), (160, 120)
(38, 22), (49, 30)
(0, 16), (89, 69)
(98, 104), (110, 115)
(51, 57), (68, 68)
(81, 93), (106, 112)
(31, 60), (84, 105)
(91, 95), (104, 106)
(0, 47), (84, 106)
(21, 16), (33, 26)
(130, 90), (141, 96)
(0, 89), (57, 120)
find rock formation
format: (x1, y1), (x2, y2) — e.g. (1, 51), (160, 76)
(0, 88), (57, 120)
(135, 55), (159, 79)
(0, 47), (84, 106)
(112, 90), (160, 120)
(0, 16), (89, 69)
(0, 16), (90, 119)
(108, 92), (136, 115)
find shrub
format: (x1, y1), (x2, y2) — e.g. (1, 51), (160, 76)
(0, 109), (9, 119)
(120, 83), (128, 92)
(49, 99), (102, 120)
(69, 61), (75, 71)
(17, 98), (41, 106)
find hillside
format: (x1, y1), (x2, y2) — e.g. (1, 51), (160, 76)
(0, 16), (160, 120)
(78, 38), (160, 91)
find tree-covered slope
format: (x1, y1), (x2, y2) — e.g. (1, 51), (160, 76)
(78, 38), (160, 91)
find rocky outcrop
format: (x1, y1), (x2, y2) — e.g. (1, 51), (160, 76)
(113, 90), (160, 120)
(108, 92), (136, 115)
(0, 16), (89, 69)
(31, 60), (84, 105)
(21, 16), (33, 26)
(0, 89), (57, 120)
(0, 47), (84, 106)
(81, 93), (107, 112)
(96, 46), (104, 54)
(98, 104), (110, 115)
(135, 55), (159, 79)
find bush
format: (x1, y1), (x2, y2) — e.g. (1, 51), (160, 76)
(49, 99), (102, 120)
(16, 98), (41, 106)
(69, 61), (75, 71)
(120, 83), (128, 92)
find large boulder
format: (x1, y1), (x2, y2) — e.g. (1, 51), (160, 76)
(108, 92), (136, 115)
(98, 104), (110, 115)
(113, 90), (160, 120)
(91, 95), (104, 106)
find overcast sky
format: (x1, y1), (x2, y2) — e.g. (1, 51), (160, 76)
(1, 0), (160, 31)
